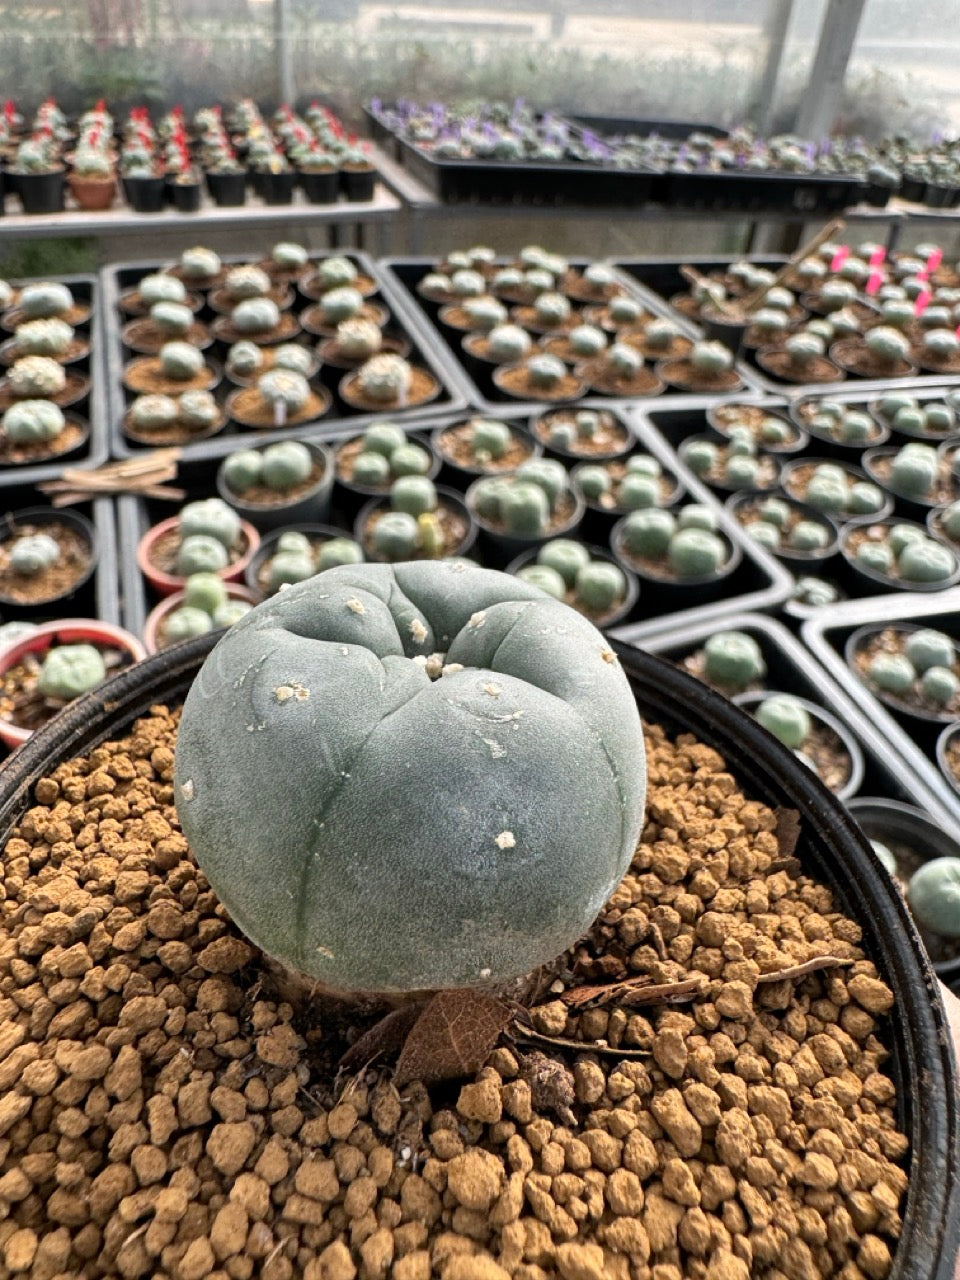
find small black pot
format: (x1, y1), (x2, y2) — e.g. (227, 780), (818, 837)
(725, 490), (841, 572)
(169, 180), (202, 213)
(260, 171), (297, 206)
(467, 482), (586, 569)
(431, 419), (542, 489)
(863, 181), (894, 208)
(926, 182), (957, 209)
(244, 522), (350, 599)
(936, 722), (960, 805)
(845, 622), (960, 730)
(732, 688), (864, 803)
(14, 168), (66, 215)
(216, 442), (334, 533)
(839, 518), (960, 596)
(333, 431), (441, 525)
(206, 170), (247, 207)
(900, 174), (928, 203)
(789, 399), (889, 459)
(707, 402), (808, 456)
(0, 505), (99, 614)
(610, 515), (742, 618)
(355, 487), (477, 563)
(340, 166), (376, 202)
(299, 169), (339, 204)
(505, 544), (639, 629)
(846, 796), (960, 987)
(862, 445), (958, 523)
(123, 174), (166, 213)
(572, 457), (684, 544)
(700, 307), (748, 356)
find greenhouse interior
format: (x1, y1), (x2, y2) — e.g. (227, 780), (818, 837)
(2, 1), (960, 1278)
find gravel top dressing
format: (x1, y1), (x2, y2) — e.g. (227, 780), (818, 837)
(0, 702), (907, 1280)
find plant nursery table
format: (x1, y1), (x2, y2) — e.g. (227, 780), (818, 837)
(0, 184), (402, 256)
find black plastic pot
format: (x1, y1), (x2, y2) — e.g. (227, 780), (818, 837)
(216, 441), (335, 532)
(467, 483), (586, 568)
(340, 166), (376, 203)
(0, 636), (957, 1280)
(844, 621), (960, 730)
(838, 520), (960, 596)
(430, 417), (542, 488)
(863, 181), (895, 208)
(700, 306), (748, 356)
(504, 543), (640, 630)
(355, 486), (477, 563)
(529, 406), (634, 465)
(846, 796), (960, 988)
(244, 522), (352, 599)
(900, 174), (928, 203)
(169, 180), (202, 213)
(13, 167), (65, 214)
(333, 429), (441, 524)
(259, 170), (297, 205)
(732, 688), (864, 803)
(611, 514), (743, 619)
(206, 170), (247, 207)
(936, 722), (960, 806)
(123, 174), (166, 213)
(862, 445), (958, 523)
(725, 489), (841, 572)
(299, 169), (339, 204)
(0, 504), (102, 619)
(706, 402), (808, 456)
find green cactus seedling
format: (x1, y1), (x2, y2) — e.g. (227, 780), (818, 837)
(909, 857), (960, 937)
(537, 539), (590, 588)
(755, 694), (811, 750)
(166, 606), (214, 642)
(37, 644), (106, 700)
(668, 528), (726, 578)
(703, 631), (766, 689)
(317, 538), (364, 571)
(261, 441), (313, 490)
(517, 563), (566, 598)
(183, 572), (229, 615)
(867, 651), (916, 694)
(898, 538), (956, 582)
(905, 629), (956, 673)
(920, 665), (960, 706)
(575, 561), (625, 613)
(391, 476), (437, 518)
(10, 533), (60, 575)
(371, 511), (420, 560)
(213, 601), (254, 627)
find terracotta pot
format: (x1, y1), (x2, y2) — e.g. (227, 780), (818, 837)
(68, 173), (116, 211)
(137, 516), (260, 597)
(0, 618), (145, 749)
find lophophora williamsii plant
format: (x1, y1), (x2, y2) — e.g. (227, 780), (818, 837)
(175, 562), (646, 1002)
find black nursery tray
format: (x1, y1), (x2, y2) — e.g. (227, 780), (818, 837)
(396, 137), (657, 207)
(631, 611), (953, 822)
(380, 257), (765, 413)
(664, 167), (866, 215)
(0, 273), (108, 496)
(101, 252), (467, 464)
(802, 588), (960, 829)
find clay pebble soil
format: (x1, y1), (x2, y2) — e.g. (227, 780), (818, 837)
(0, 704), (905, 1280)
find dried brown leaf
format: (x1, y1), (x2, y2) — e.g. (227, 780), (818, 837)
(561, 974), (704, 1009)
(774, 807), (803, 863)
(393, 990), (511, 1088)
(338, 1003), (423, 1075)
(757, 955), (854, 984)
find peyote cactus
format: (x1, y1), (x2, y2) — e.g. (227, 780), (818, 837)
(223, 448), (263, 495)
(317, 538), (364, 571)
(316, 256), (358, 290)
(15, 319), (73, 357)
(908, 858), (960, 938)
(487, 324), (532, 362)
(160, 342), (204, 382)
(575, 466), (611, 502)
(755, 694), (811, 750)
(855, 540), (894, 575)
(390, 475), (437, 518)
(10, 532), (60, 575)
(357, 355), (414, 404)
(668, 527), (726, 578)
(450, 269), (486, 299)
(177, 535), (229, 576)
(224, 265), (272, 300)
(788, 520), (830, 552)
(226, 341), (264, 379)
(320, 287), (364, 324)
(574, 561), (626, 614)
(335, 319), (382, 359)
(470, 419), (511, 462)
(271, 242), (308, 271)
(140, 273), (187, 306)
(517, 564), (565, 598)
(2, 400), (66, 443)
(750, 308), (789, 338)
(703, 631), (766, 689)
(370, 511), (421, 560)
(537, 539), (590, 588)
(463, 297), (507, 333)
(257, 441), (313, 490)
(420, 272), (452, 297)
(8, 355), (66, 398)
(166, 606), (214, 642)
(690, 341), (734, 376)
(150, 301), (193, 336)
(922, 328), (960, 362)
(257, 370), (311, 415)
(273, 345), (314, 376)
(898, 537), (956, 583)
(534, 292), (571, 328)
(180, 497), (241, 549)
(524, 354), (566, 390)
(620, 473), (659, 511)
(232, 298), (281, 335)
(749, 521), (780, 550)
(180, 247), (222, 279)
(605, 343), (643, 379)
(865, 326), (911, 365)
(785, 333), (825, 368)
(920, 665), (960, 706)
(889, 443), (939, 498)
(184, 572), (229, 615)
(619, 508), (676, 558)
(502, 482), (551, 535)
(178, 390), (219, 430)
(174, 561), (647, 991)
(20, 282), (73, 319)
(37, 644), (106, 700)
(608, 297), (642, 326)
(905, 629), (956, 673)
(567, 324), (607, 358)
(130, 394), (178, 433)
(682, 439), (719, 478)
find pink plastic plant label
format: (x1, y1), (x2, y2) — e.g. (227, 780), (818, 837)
(915, 289), (933, 316)
(865, 270), (884, 295)
(868, 246), (887, 267)
(830, 247), (851, 272)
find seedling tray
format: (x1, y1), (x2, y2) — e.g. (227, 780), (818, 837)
(630, 611), (955, 823)
(379, 256), (765, 413)
(0, 273), (108, 495)
(802, 588), (960, 828)
(665, 167), (865, 215)
(396, 137), (657, 207)
(101, 252), (467, 464)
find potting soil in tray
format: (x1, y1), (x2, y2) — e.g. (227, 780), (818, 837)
(0, 704), (908, 1279)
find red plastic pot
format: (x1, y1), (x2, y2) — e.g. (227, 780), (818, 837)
(136, 516), (260, 597)
(143, 584), (259, 655)
(0, 619), (145, 750)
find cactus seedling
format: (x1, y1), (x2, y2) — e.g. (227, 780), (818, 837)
(227, 341), (264, 379)
(10, 533), (59, 575)
(865, 326), (911, 365)
(619, 473), (659, 511)
(15, 319), (73, 357)
(165, 606), (214, 642)
(867, 652), (916, 694)
(180, 247), (222, 280)
(318, 538), (364, 570)
(371, 511), (421, 560)
(225, 265), (271, 300)
(180, 498), (241, 549)
(273, 344), (314, 375)
(923, 328), (960, 361)
(568, 324), (607, 358)
(214, 600), (254, 627)
(537, 539), (590, 587)
(608, 296), (642, 325)
(908, 857), (960, 938)
(391, 476), (437, 518)
(526, 354), (566, 389)
(920, 665), (960, 706)
(576, 465), (611, 502)
(223, 448), (264, 495)
(8, 356), (66, 399)
(620, 508), (676, 558)
(317, 256), (358, 289)
(271, 242), (308, 270)
(690, 341), (734, 375)
(174, 562), (646, 991)
(889, 443), (939, 498)
(899, 537), (956, 582)
(450, 269), (486, 298)
(184, 572), (229, 615)
(703, 631), (766, 689)
(151, 301), (193, 336)
(321, 287), (365, 324)
(502, 483), (551, 535)
(471, 419), (511, 461)
(856, 540), (894, 575)
(785, 333), (825, 367)
(668, 527), (726, 578)
(179, 391), (219, 430)
(788, 520), (830, 552)
(517, 563), (566, 598)
(573, 561), (626, 614)
(37, 644), (106, 700)
(177, 535), (229, 577)
(644, 318), (681, 350)
(905, 629), (956, 673)
(20, 282), (73, 319)
(755, 694), (811, 750)
(3, 400), (66, 443)
(487, 324), (532, 362)
(683, 439), (719, 477)
(160, 342), (204, 381)
(358, 355), (414, 404)
(749, 521), (780, 550)
(261, 441), (314, 490)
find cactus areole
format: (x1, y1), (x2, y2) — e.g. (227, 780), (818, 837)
(175, 562), (646, 995)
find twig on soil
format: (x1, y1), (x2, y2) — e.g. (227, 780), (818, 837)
(757, 955), (854, 983)
(510, 1022), (651, 1058)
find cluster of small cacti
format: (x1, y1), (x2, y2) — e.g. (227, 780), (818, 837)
(864, 628), (960, 708)
(739, 495), (831, 555)
(175, 498), (243, 578)
(689, 341), (734, 377)
(346, 422), (432, 489)
(852, 523), (957, 584)
(264, 529), (363, 591)
(129, 390), (218, 434)
(682, 429), (775, 491)
(576, 454), (664, 512)
(368, 477), (449, 561)
(791, 576), (840, 609)
(541, 408), (615, 454)
(878, 391), (958, 437)
(807, 400), (877, 445)
(618, 503), (729, 579)
(256, 370), (312, 415)
(223, 441), (316, 497)
(702, 630), (766, 691)
(795, 462), (885, 518)
(516, 540), (627, 617)
(885, 442), (944, 500)
(717, 408), (794, 448)
(163, 574), (254, 644)
(470, 458), (572, 538)
(2, 400), (66, 443)
(180, 247), (222, 281)
(9, 531), (60, 576)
